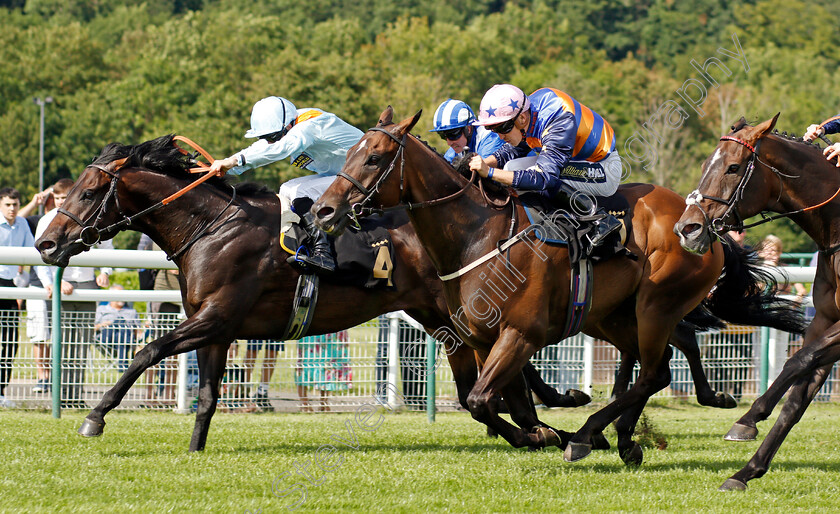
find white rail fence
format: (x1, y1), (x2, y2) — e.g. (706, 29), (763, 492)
(0, 249), (834, 414)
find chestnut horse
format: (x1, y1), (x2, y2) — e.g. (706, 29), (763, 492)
(313, 107), (805, 465)
(676, 114), (838, 490)
(34, 135), (581, 451)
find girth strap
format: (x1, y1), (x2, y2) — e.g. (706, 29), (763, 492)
(282, 273), (320, 340)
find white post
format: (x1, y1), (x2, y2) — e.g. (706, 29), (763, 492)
(583, 335), (594, 397)
(387, 312), (401, 409)
(174, 352), (189, 414)
(768, 328), (784, 384)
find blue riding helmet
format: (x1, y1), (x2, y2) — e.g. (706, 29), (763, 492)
(431, 99), (476, 132)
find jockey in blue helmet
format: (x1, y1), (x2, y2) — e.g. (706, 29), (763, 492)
(430, 99), (504, 163)
(210, 96), (363, 274)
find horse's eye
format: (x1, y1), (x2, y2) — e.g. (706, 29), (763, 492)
(726, 164), (740, 174)
(365, 155), (380, 166)
(81, 190), (94, 201)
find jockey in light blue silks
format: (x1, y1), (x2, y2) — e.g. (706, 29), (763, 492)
(468, 84), (623, 248)
(429, 99), (504, 162)
(211, 96), (363, 274)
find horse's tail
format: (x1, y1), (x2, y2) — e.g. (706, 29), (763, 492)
(702, 237), (808, 334)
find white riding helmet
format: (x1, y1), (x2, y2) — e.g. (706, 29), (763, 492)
(473, 84), (530, 126)
(245, 96), (298, 138)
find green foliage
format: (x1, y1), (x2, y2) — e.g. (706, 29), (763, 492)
(1, 0), (835, 253)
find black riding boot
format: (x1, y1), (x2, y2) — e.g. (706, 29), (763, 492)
(288, 212), (336, 274)
(555, 183), (621, 249)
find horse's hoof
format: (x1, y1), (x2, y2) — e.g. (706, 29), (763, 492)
(534, 426), (562, 448)
(619, 442), (643, 466)
(718, 478), (747, 491)
(78, 418), (105, 437)
(724, 423), (757, 441)
(563, 442), (592, 462)
(566, 389), (591, 407)
(717, 392), (738, 409)
(591, 432), (610, 450)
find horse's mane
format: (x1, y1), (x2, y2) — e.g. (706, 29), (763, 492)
(729, 117), (824, 151)
(92, 135), (274, 197)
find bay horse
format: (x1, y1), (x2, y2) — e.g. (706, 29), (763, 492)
(34, 135), (582, 451)
(676, 114), (838, 490)
(312, 107), (805, 465)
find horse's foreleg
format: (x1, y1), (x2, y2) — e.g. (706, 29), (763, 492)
(725, 318), (840, 442)
(466, 329), (546, 449)
(444, 341), (479, 411)
(189, 343), (231, 452)
(669, 323), (737, 408)
(79, 311), (237, 438)
(721, 364), (833, 491)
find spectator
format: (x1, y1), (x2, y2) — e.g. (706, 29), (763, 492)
(242, 339), (284, 411)
(35, 178), (113, 408)
(0, 187), (35, 408)
(296, 331), (351, 412)
(23, 188), (55, 394)
(756, 234), (808, 300)
(142, 239), (181, 405)
(93, 285), (141, 371)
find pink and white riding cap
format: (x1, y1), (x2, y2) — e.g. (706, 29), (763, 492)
(473, 84), (531, 126)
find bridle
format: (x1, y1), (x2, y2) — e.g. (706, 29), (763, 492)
(686, 133), (840, 235)
(56, 137), (237, 260)
(335, 126), (478, 227)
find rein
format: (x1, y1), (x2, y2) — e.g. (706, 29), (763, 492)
(338, 127), (478, 227)
(58, 136), (238, 260)
(687, 134), (840, 233)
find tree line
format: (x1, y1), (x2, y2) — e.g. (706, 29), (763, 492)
(2, 0), (838, 250)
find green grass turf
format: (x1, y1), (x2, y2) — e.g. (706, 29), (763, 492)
(1, 402), (839, 513)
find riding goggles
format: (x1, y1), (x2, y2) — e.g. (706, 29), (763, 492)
(439, 127), (466, 141)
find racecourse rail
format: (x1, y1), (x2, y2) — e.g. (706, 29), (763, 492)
(0, 248), (827, 420)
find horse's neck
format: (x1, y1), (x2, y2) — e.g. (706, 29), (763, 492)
(128, 174), (235, 262)
(769, 138), (840, 248)
(403, 144), (509, 276)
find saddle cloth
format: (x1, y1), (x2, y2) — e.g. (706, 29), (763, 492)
(280, 217), (396, 290)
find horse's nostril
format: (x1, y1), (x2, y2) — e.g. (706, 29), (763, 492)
(36, 240), (55, 252)
(680, 223), (702, 237)
(316, 206), (335, 221)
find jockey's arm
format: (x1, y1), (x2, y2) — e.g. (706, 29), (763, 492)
(506, 118), (575, 191)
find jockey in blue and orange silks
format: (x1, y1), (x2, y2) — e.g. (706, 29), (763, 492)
(469, 84), (623, 248)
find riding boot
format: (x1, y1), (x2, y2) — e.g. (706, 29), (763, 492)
(288, 211), (336, 274)
(555, 182), (621, 249)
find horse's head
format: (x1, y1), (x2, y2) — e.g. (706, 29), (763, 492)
(36, 155), (132, 267)
(675, 113), (780, 254)
(314, 106), (422, 235)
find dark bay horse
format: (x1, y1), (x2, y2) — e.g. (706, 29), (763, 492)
(312, 107), (805, 465)
(676, 114), (838, 490)
(34, 135), (579, 451)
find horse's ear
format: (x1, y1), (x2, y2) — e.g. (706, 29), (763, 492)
(395, 110), (422, 135)
(109, 157), (129, 172)
(754, 112), (781, 140)
(378, 106), (394, 127)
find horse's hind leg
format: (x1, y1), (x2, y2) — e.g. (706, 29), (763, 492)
(189, 343), (231, 452)
(611, 352), (636, 401)
(669, 323), (736, 408)
(721, 364), (832, 490)
(524, 361), (590, 407)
